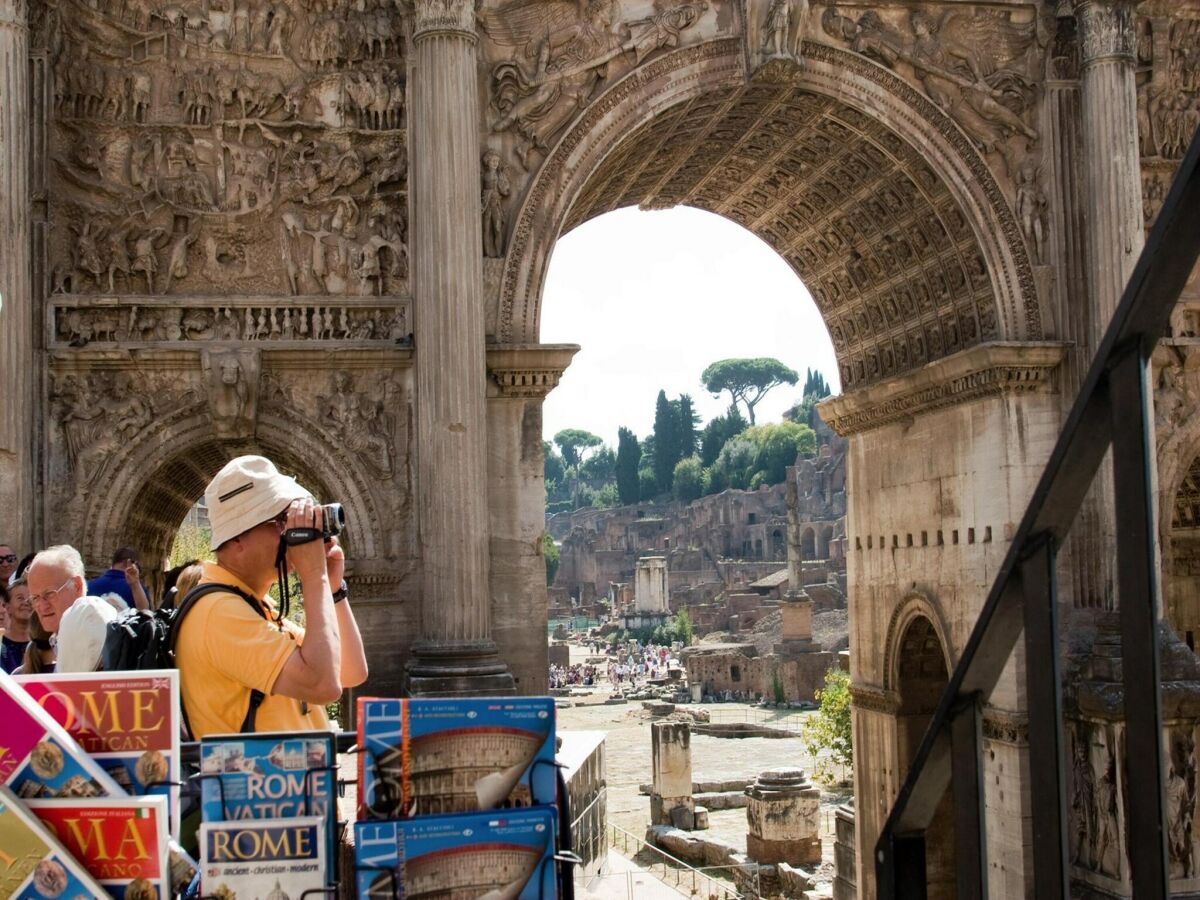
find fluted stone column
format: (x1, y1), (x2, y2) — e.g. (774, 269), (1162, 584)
(1077, 0), (1144, 320)
(407, 0), (512, 695)
(0, 0), (33, 554)
(1071, 0), (1143, 613)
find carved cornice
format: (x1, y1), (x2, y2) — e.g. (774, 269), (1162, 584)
(819, 342), (1067, 436)
(850, 683), (900, 715)
(412, 0), (475, 39)
(486, 343), (579, 399)
(1075, 1), (1137, 64)
(982, 710), (1030, 745)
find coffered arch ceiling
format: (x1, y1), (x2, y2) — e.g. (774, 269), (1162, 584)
(561, 83), (1001, 390)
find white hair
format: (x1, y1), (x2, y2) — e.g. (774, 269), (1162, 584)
(31, 544), (86, 579)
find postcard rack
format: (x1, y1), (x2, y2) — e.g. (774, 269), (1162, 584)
(191, 761), (341, 900)
(350, 758), (581, 900)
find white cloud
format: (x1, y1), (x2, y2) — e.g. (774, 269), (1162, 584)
(541, 205), (839, 447)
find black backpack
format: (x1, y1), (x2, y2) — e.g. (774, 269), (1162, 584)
(100, 583), (268, 737)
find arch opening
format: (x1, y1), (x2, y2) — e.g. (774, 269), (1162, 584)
(895, 614), (956, 899)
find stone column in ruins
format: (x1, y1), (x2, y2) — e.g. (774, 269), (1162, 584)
(0, 0), (33, 553)
(406, 0), (513, 695)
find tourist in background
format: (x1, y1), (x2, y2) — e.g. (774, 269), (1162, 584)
(27, 545), (89, 634)
(0, 543), (17, 585)
(15, 613), (55, 674)
(1, 576), (33, 673)
(87, 546), (150, 610)
(57, 595), (118, 673)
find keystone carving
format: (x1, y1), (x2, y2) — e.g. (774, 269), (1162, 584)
(203, 349), (260, 439)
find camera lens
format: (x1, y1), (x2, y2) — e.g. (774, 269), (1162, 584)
(322, 503), (345, 537)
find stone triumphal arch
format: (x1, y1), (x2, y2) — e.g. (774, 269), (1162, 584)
(2, 0), (1199, 895)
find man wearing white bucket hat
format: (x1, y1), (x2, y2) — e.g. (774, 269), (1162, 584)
(175, 455), (368, 737)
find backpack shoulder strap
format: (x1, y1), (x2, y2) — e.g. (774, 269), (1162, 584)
(171, 582), (270, 736)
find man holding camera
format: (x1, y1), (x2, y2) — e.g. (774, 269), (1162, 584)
(176, 455), (368, 737)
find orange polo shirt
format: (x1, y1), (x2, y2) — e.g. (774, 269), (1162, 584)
(176, 562), (331, 738)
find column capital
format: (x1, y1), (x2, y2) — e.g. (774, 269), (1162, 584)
(0, 0), (27, 28)
(1073, 0), (1136, 65)
(411, 0), (476, 39)
(486, 343), (579, 399)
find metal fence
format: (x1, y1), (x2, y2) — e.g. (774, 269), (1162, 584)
(594, 822), (745, 899)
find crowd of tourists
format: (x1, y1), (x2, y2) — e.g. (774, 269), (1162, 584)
(548, 637), (677, 691)
(0, 454), (368, 740)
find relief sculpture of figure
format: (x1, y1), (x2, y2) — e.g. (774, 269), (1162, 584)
(1015, 162), (1048, 264)
(1168, 729), (1196, 879)
(762, 0), (805, 58)
(481, 149), (511, 259)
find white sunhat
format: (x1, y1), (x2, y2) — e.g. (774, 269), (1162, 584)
(56, 595), (119, 674)
(205, 455), (313, 550)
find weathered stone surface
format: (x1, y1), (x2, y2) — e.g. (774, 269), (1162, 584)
(746, 767), (822, 866)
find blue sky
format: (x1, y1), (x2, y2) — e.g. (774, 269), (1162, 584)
(540, 205), (840, 448)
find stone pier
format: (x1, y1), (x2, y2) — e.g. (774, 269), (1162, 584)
(405, 0), (511, 695)
(0, 0), (33, 553)
(650, 721), (694, 830)
(745, 767), (821, 867)
(775, 590), (837, 702)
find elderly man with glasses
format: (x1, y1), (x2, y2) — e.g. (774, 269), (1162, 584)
(26, 545), (88, 635)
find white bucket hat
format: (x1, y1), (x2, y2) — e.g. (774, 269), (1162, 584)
(205, 455), (313, 550)
(57, 595), (118, 674)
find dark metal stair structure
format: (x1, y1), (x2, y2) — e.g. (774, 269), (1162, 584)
(875, 125), (1200, 899)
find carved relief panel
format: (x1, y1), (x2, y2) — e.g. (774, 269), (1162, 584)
(1137, 4), (1199, 228)
(815, 2), (1043, 185)
(41, 0), (409, 302)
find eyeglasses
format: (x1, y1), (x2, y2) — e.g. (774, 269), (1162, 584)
(0, 554), (16, 564)
(30, 578), (76, 607)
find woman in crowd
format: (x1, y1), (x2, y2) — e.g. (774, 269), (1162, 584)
(16, 613), (56, 674)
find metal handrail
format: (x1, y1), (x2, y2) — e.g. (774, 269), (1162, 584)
(606, 822), (743, 899)
(876, 125), (1200, 898)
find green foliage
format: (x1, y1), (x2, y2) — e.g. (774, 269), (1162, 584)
(699, 404), (747, 467)
(616, 427), (641, 505)
(785, 369), (835, 428)
(544, 442), (567, 489)
(710, 436), (757, 491)
(750, 421), (817, 484)
(622, 610), (694, 647)
(591, 483), (620, 508)
(672, 456), (704, 503)
(677, 394), (700, 459)
(674, 609), (693, 646)
(802, 668), (853, 777)
(580, 446), (617, 484)
(543, 534), (560, 586)
(638, 469), (658, 502)
(652, 391), (682, 494)
(170, 524), (214, 568)
(554, 428), (602, 468)
(771, 669), (787, 705)
(701, 358), (799, 425)
(803, 368), (831, 400)
(705, 422), (815, 493)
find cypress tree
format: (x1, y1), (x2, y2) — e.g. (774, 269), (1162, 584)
(653, 390), (681, 494)
(616, 427), (641, 505)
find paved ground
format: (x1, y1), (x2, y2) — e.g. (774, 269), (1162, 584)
(576, 850), (726, 900)
(558, 643), (852, 888)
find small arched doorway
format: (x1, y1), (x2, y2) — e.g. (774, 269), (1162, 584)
(895, 615), (956, 899)
(801, 527), (816, 561)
